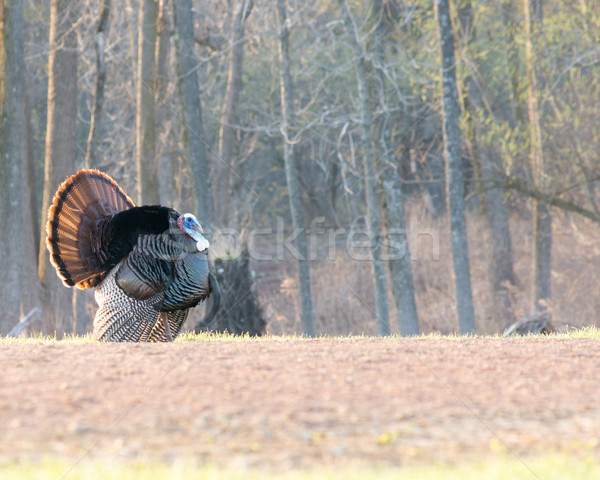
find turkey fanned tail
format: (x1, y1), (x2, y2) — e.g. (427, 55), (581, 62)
(46, 169), (135, 289)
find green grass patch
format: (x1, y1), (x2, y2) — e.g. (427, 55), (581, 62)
(550, 325), (600, 339)
(2, 453), (600, 480)
(174, 326), (600, 342)
(3, 326), (600, 345)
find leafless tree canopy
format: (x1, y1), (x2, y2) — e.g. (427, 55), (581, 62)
(3, 0), (600, 337)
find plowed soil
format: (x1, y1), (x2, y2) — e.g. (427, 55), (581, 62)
(1, 337), (599, 472)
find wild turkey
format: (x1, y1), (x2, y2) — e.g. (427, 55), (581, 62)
(503, 310), (555, 337)
(46, 169), (218, 342)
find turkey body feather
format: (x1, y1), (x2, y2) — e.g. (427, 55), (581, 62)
(46, 169), (216, 342)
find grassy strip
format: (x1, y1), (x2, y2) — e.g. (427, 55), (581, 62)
(2, 453), (599, 479)
(2, 325), (600, 344)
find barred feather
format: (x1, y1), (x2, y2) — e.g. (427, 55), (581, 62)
(94, 267), (191, 342)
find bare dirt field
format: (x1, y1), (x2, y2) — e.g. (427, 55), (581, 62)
(1, 337), (599, 473)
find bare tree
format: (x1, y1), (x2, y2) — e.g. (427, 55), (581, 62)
(501, 0), (526, 126)
(7, 0), (598, 340)
(0, 7), (3, 122)
(75, 0), (112, 335)
(480, 152), (517, 328)
(216, 0), (253, 227)
(85, 0), (110, 168)
(436, 0), (475, 333)
(339, 0), (390, 335)
(277, 0), (315, 337)
(21, 93), (43, 320)
(370, 0), (419, 335)
(38, 0), (79, 334)
(0, 0), (25, 334)
(155, 0), (169, 101)
(136, 0), (159, 204)
(523, 0), (551, 315)
(155, 0), (176, 207)
(173, 0), (214, 226)
(458, 1), (516, 329)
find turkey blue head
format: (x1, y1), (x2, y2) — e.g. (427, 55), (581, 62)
(177, 213), (210, 252)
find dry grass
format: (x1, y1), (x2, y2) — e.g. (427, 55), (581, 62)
(252, 205), (600, 336)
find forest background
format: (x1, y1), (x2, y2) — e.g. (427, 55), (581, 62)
(1, 0), (600, 338)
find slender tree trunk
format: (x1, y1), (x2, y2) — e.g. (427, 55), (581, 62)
(523, 0), (551, 314)
(74, 0), (112, 335)
(21, 92), (43, 323)
(532, 202), (551, 309)
(0, 0), (25, 334)
(155, 0), (169, 103)
(173, 0), (214, 227)
(339, 0), (390, 336)
(155, 0), (176, 207)
(0, 5), (4, 121)
(216, 0), (253, 227)
(436, 0), (476, 333)
(136, 0), (159, 205)
(85, 0), (110, 169)
(277, 0), (315, 337)
(481, 152), (517, 328)
(458, 2), (516, 330)
(502, 0), (527, 127)
(371, 0), (419, 335)
(38, 0), (79, 334)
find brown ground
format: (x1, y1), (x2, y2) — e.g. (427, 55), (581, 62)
(1, 337), (600, 472)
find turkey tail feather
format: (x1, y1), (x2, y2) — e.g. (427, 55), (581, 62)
(47, 169), (135, 289)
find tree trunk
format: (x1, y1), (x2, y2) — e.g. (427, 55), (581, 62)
(277, 0), (315, 337)
(532, 202), (551, 306)
(74, 0), (112, 335)
(458, 1), (516, 330)
(370, 0), (419, 335)
(195, 251), (266, 336)
(155, 0), (170, 104)
(436, 0), (476, 333)
(480, 152), (517, 328)
(339, 0), (390, 336)
(216, 0), (253, 227)
(173, 0), (214, 227)
(85, 0), (110, 169)
(0, 4), (4, 120)
(38, 0), (79, 334)
(0, 0), (25, 334)
(523, 0), (551, 315)
(501, 0), (526, 127)
(136, 0), (159, 204)
(155, 0), (176, 207)
(21, 92), (43, 321)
